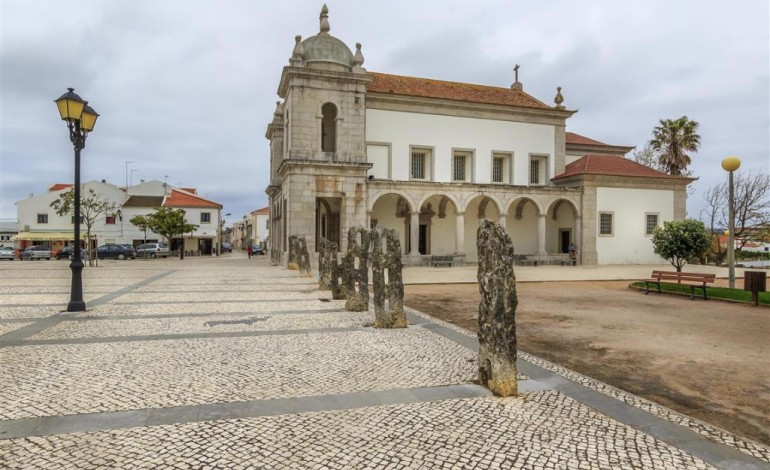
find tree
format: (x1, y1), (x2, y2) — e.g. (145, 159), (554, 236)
(632, 143), (664, 172)
(130, 215), (152, 259)
(145, 207), (198, 257)
(50, 187), (118, 266)
(649, 116), (701, 176)
(701, 170), (770, 264)
(651, 219), (710, 272)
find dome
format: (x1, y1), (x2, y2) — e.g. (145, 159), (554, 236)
(301, 34), (354, 68)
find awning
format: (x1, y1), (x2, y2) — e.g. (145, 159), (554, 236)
(12, 231), (88, 241)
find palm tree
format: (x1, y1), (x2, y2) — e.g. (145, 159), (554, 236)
(650, 116), (701, 176)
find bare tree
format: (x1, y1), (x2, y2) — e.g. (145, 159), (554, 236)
(701, 170), (770, 264)
(633, 143), (664, 171)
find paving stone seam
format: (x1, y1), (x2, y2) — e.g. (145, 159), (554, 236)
(1, 326), (372, 347)
(0, 384), (492, 439)
(108, 299), (326, 305)
(403, 304), (770, 464)
(62, 308), (350, 321)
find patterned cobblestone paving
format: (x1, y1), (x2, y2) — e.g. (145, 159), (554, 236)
(0, 393), (715, 470)
(0, 329), (476, 420)
(28, 311), (373, 340)
(0, 323), (32, 336)
(0, 306), (66, 320)
(78, 300), (344, 317)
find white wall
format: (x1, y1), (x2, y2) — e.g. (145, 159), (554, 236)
(366, 109), (555, 185)
(596, 187), (673, 264)
(255, 213), (269, 243)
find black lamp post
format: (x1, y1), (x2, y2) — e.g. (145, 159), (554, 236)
(55, 88), (99, 312)
(179, 209), (186, 260)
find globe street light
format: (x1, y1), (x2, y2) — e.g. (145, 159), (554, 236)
(721, 156), (741, 289)
(55, 88), (100, 312)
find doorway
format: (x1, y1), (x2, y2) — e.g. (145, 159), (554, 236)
(559, 229), (571, 253)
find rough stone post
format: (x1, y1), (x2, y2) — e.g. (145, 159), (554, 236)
(318, 238), (334, 290)
(329, 245), (347, 300)
(287, 235), (299, 270)
(296, 236), (312, 278)
(476, 219), (518, 397)
(343, 226), (369, 311)
(371, 227), (406, 328)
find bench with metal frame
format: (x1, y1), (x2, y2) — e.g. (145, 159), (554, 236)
(643, 270), (716, 300)
(430, 255), (453, 267)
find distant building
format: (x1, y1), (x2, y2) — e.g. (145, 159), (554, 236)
(265, 6), (693, 266)
(0, 221), (19, 248)
(14, 180), (224, 255)
(250, 207), (269, 247)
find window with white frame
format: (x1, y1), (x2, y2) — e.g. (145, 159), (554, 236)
(105, 216), (116, 225)
(599, 212), (614, 236)
(410, 148), (432, 180)
(452, 150), (472, 182)
(645, 213), (659, 236)
(201, 212), (211, 223)
(37, 213), (48, 224)
(529, 155), (548, 185)
(492, 152), (511, 184)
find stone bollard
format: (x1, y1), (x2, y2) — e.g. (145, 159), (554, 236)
(287, 235), (299, 270)
(344, 226), (370, 311)
(371, 227), (406, 328)
(330, 249), (347, 300)
(318, 238), (334, 290)
(476, 219), (518, 397)
(296, 237), (312, 278)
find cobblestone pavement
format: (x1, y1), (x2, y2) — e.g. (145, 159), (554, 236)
(1, 257), (768, 469)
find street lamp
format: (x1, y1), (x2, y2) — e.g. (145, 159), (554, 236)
(179, 209), (186, 260)
(721, 156), (741, 289)
(55, 88), (99, 312)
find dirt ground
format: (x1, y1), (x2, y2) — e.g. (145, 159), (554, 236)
(404, 281), (770, 446)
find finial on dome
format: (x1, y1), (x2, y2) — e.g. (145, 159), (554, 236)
(290, 35), (305, 66)
(554, 86), (565, 109)
(353, 43), (364, 66)
(274, 101), (283, 117)
(319, 4), (330, 35)
(511, 64), (523, 90)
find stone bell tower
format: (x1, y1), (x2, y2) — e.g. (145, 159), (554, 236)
(266, 4), (372, 263)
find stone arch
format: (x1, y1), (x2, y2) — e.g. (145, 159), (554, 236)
(416, 192), (461, 215)
(370, 192), (414, 254)
(545, 197), (580, 254)
(367, 190), (415, 213)
(545, 197), (579, 219)
(461, 193), (503, 216)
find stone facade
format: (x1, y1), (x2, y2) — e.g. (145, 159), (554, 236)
(476, 220), (518, 397)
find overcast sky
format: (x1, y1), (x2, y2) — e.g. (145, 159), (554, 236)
(1, 0), (768, 225)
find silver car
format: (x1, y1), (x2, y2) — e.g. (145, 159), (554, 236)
(135, 242), (170, 258)
(0, 246), (15, 261)
(21, 245), (51, 260)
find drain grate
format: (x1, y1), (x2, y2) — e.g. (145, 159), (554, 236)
(204, 316), (270, 327)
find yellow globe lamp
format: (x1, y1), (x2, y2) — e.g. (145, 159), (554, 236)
(721, 156), (741, 173)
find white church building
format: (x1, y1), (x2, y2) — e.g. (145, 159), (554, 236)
(265, 6), (693, 266)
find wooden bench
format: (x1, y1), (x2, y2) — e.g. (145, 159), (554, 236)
(430, 255), (453, 267)
(643, 270), (716, 300)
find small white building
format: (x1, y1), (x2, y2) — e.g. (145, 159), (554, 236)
(251, 207), (269, 247)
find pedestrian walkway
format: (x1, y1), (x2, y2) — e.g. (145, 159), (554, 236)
(0, 257), (768, 469)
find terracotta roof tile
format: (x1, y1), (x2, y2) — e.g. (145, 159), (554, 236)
(252, 207), (269, 215)
(565, 132), (608, 146)
(180, 187), (197, 195)
(163, 189), (222, 208)
(367, 72), (551, 110)
(554, 155), (682, 180)
(49, 183), (73, 192)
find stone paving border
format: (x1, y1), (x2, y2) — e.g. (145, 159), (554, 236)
(405, 305), (770, 465)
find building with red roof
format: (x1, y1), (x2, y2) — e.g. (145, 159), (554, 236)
(265, 5), (694, 266)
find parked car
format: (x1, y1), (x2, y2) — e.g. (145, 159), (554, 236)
(251, 244), (265, 255)
(96, 244), (136, 260)
(0, 246), (15, 261)
(135, 242), (170, 258)
(53, 246), (76, 260)
(221, 243), (232, 253)
(21, 245), (52, 260)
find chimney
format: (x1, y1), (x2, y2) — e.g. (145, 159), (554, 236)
(101, 179), (106, 183)
(28, 193), (34, 199)
(140, 179), (145, 183)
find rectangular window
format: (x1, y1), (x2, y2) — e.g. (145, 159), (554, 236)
(492, 157), (504, 183)
(599, 212), (614, 236)
(492, 152), (512, 184)
(453, 155), (466, 181)
(645, 213), (659, 235)
(411, 152), (425, 179)
(201, 212), (211, 223)
(70, 216), (84, 224)
(529, 155), (548, 185)
(105, 216), (116, 225)
(37, 214), (48, 224)
(529, 159), (540, 184)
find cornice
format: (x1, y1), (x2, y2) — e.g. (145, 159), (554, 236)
(278, 66), (373, 98)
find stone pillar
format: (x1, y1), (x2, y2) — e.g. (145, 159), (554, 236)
(574, 216), (582, 264)
(454, 212), (465, 255)
(296, 237), (312, 278)
(537, 214), (546, 255)
(287, 235), (299, 270)
(409, 211), (420, 256)
(371, 227), (406, 328)
(329, 242), (347, 300)
(477, 219), (518, 397)
(344, 226), (369, 311)
(497, 214), (507, 232)
(318, 238), (333, 290)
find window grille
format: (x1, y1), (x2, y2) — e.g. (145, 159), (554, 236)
(37, 214), (48, 224)
(201, 213), (211, 223)
(529, 159), (540, 185)
(411, 153), (425, 179)
(493, 157), (504, 183)
(600, 213), (613, 235)
(453, 155), (466, 181)
(645, 214), (658, 235)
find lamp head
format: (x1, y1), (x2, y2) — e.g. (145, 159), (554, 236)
(54, 88), (86, 122)
(721, 156), (741, 173)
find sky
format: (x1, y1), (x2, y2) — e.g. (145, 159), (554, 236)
(1, 0), (768, 226)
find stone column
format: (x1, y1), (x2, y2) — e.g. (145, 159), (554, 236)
(497, 214), (507, 232)
(409, 211), (420, 256)
(574, 215), (582, 263)
(454, 212), (465, 255)
(537, 214), (547, 255)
